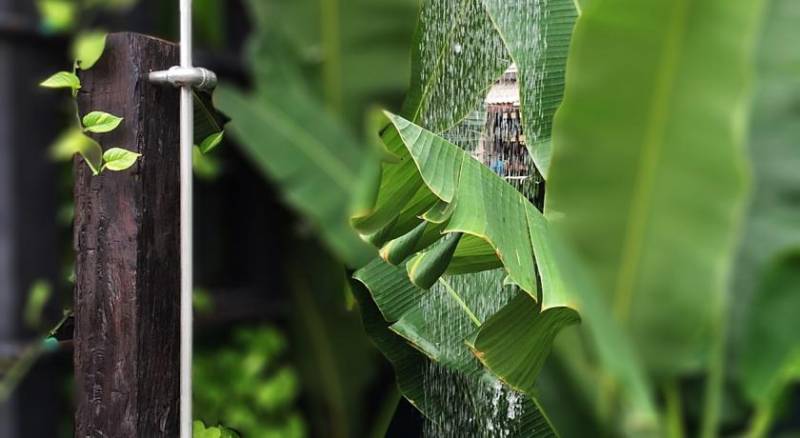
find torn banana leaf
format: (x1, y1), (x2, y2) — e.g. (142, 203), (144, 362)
(355, 112), (574, 306)
(351, 112), (584, 429)
(194, 89), (229, 146)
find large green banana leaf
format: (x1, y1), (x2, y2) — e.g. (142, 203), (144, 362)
(353, 111), (661, 433)
(216, 0), (432, 267)
(244, 0), (418, 124)
(351, 111), (581, 430)
(733, 0), (800, 423)
(545, 0), (763, 383)
(215, 17), (381, 267)
(215, 82), (376, 268)
(354, 112), (570, 305)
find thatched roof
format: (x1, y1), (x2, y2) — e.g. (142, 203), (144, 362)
(485, 64), (519, 106)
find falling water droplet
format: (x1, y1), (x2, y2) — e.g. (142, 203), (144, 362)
(414, 0), (553, 435)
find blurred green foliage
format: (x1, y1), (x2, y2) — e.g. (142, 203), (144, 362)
(36, 0), (136, 33)
(23, 280), (53, 330)
(193, 326), (306, 438)
(193, 420), (241, 438)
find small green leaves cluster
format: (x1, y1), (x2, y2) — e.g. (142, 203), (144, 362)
(40, 72), (140, 175)
(39, 30), (106, 94)
(42, 31), (227, 178)
(193, 326), (305, 438)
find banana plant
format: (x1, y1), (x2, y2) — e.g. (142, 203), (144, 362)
(733, 0), (800, 435)
(220, 0), (586, 433)
(346, 0), (588, 433)
(544, 0), (765, 435)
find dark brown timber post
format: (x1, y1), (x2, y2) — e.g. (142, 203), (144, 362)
(74, 32), (181, 437)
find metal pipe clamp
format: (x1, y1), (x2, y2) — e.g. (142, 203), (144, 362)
(149, 66), (217, 91)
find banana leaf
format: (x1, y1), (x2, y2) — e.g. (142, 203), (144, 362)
(193, 90), (229, 146)
(216, 27), (377, 268)
(353, 260), (559, 437)
(543, 0), (764, 433)
(739, 251), (800, 409)
(350, 112), (594, 433)
(354, 110), (664, 433)
(545, 0), (763, 379)
(733, 0), (800, 424)
(244, 0), (418, 125)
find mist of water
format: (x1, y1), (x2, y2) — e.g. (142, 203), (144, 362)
(412, 0), (552, 435)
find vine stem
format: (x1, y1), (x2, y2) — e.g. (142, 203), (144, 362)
(664, 380), (685, 438)
(320, 0), (342, 112)
(746, 403), (775, 438)
(699, 298), (727, 438)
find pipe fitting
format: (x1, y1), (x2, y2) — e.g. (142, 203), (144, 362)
(148, 66), (217, 91)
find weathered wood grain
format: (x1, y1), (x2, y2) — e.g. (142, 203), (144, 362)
(74, 32), (180, 437)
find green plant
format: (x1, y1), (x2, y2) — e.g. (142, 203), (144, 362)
(543, 0), (766, 435)
(220, 0), (581, 434)
(40, 68), (140, 174)
(193, 326), (306, 438)
(731, 0), (800, 436)
(192, 420), (240, 438)
(345, 0), (588, 433)
(218, 0), (800, 436)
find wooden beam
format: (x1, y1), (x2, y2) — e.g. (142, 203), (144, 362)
(74, 32), (180, 437)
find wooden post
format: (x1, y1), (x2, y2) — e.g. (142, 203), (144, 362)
(73, 32), (181, 437)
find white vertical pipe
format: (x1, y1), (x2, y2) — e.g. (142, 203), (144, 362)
(179, 0), (194, 436)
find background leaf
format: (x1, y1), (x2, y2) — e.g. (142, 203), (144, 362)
(731, 0), (800, 430)
(543, 0), (765, 433)
(73, 31), (107, 70)
(243, 0), (418, 127)
(545, 0), (762, 377)
(198, 132), (224, 154)
(215, 84), (376, 268)
(731, 0), (800, 369)
(739, 250), (800, 406)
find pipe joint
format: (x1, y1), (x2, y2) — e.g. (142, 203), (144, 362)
(148, 66), (217, 91)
